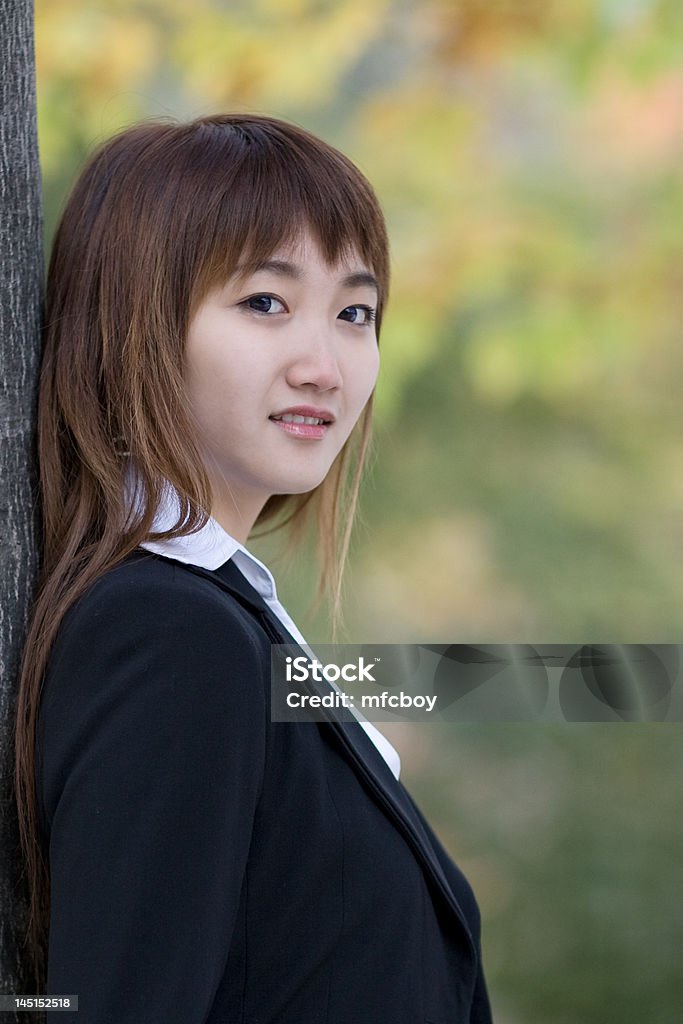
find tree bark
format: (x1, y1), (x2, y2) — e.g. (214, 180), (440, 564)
(0, 0), (43, 1016)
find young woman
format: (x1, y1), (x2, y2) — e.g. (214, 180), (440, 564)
(14, 113), (493, 1023)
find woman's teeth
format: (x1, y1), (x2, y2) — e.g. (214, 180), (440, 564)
(272, 414), (326, 425)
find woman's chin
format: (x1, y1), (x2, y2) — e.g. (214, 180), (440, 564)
(270, 468), (331, 496)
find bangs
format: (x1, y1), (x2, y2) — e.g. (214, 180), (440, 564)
(174, 116), (389, 319)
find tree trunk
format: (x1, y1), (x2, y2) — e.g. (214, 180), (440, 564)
(0, 0), (43, 1016)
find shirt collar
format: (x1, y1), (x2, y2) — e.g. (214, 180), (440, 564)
(123, 460), (277, 602)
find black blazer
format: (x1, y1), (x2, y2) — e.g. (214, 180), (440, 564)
(36, 547), (493, 1023)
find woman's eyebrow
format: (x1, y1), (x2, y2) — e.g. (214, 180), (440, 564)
(239, 258), (378, 294)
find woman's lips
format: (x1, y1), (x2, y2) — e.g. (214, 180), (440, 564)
(269, 417), (329, 440)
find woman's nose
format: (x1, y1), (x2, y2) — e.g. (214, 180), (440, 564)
(285, 330), (343, 391)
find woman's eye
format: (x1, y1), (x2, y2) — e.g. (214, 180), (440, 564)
(338, 304), (377, 326)
(240, 296), (376, 324)
(242, 294), (287, 315)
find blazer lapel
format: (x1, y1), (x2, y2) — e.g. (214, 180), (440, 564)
(143, 551), (476, 954)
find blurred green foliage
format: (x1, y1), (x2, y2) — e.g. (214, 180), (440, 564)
(405, 721), (683, 1024)
(36, 1), (683, 1020)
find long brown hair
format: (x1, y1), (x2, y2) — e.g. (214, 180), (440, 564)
(14, 112), (390, 989)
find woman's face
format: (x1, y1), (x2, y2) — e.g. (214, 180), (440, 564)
(184, 228), (380, 538)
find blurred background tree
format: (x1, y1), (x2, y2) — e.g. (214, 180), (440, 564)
(36, 1), (683, 1020)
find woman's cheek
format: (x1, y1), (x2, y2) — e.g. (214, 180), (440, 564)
(361, 348), (380, 403)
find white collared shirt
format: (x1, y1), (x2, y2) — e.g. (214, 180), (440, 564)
(123, 464), (401, 780)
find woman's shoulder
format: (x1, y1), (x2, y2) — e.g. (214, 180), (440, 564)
(69, 546), (222, 601)
(62, 547), (255, 633)
(46, 548), (269, 688)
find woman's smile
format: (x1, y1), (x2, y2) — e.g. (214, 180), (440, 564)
(269, 403), (337, 439)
